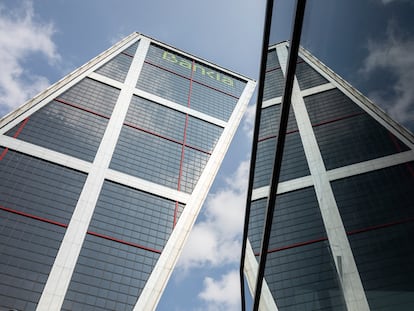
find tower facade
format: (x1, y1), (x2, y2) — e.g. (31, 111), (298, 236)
(242, 42), (414, 310)
(0, 33), (255, 311)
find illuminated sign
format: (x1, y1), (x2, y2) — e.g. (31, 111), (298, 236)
(162, 51), (234, 87)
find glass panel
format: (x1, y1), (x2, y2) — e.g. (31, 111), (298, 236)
(0, 212), (65, 311)
(62, 235), (160, 311)
(0, 150), (86, 223)
(332, 163), (414, 310)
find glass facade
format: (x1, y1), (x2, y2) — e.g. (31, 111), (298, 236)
(243, 24), (414, 310)
(0, 34), (254, 310)
(0, 150), (86, 311)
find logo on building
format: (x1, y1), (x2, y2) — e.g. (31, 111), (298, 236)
(162, 51), (234, 87)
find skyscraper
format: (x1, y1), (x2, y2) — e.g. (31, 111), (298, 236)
(241, 40), (414, 310)
(0, 32), (255, 311)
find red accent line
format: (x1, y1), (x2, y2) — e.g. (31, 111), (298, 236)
(265, 60), (303, 73)
(312, 112), (364, 128)
(258, 129), (299, 143)
(124, 122), (183, 145)
(266, 65), (282, 73)
(0, 148), (8, 161)
(0, 117), (29, 161)
(174, 60), (195, 228)
(255, 236), (328, 255)
(347, 217), (414, 236)
(123, 121), (211, 155)
(388, 132), (414, 177)
(54, 98), (110, 120)
(87, 231), (162, 254)
(253, 217), (414, 256)
(144, 60), (239, 99)
(0, 205), (68, 228)
(0, 205), (162, 254)
(13, 117), (29, 138)
(121, 51), (134, 58)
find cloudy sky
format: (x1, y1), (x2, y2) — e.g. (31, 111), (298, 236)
(0, 1), (413, 310)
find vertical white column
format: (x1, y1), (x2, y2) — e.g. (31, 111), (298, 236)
(36, 37), (150, 311)
(276, 45), (370, 311)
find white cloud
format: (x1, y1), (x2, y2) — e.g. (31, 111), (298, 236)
(361, 22), (414, 127)
(0, 1), (60, 115)
(177, 159), (250, 270)
(198, 270), (241, 311)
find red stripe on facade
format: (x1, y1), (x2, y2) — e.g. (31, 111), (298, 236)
(254, 217), (414, 256)
(0, 148), (8, 161)
(174, 60), (195, 228)
(123, 121), (211, 155)
(0, 205), (162, 254)
(311, 112), (364, 128)
(13, 117), (29, 138)
(87, 231), (162, 254)
(121, 51), (134, 58)
(0, 205), (68, 228)
(0, 117), (29, 161)
(265, 65), (282, 73)
(144, 60), (239, 99)
(347, 217), (414, 236)
(258, 129), (299, 143)
(54, 98), (110, 120)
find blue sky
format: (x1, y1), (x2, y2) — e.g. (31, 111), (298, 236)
(0, 1), (413, 310)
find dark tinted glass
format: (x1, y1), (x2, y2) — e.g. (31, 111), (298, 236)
(295, 57), (329, 90)
(265, 242), (346, 311)
(90, 180), (177, 251)
(332, 163), (414, 310)
(253, 132), (309, 188)
(57, 77), (120, 116)
(62, 235), (160, 311)
(0, 150), (86, 223)
(6, 101), (108, 162)
(304, 89), (409, 169)
(0, 212), (65, 311)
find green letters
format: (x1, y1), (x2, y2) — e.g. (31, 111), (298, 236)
(163, 51), (177, 63)
(161, 51), (234, 87)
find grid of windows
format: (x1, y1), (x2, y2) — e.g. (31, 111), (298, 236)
(0, 212), (66, 311)
(95, 54), (132, 83)
(6, 101), (109, 162)
(57, 77), (120, 116)
(189, 82), (238, 120)
(258, 104), (298, 140)
(137, 44), (242, 121)
(95, 42), (139, 83)
(112, 96), (216, 193)
(180, 147), (210, 193)
(0, 150), (86, 223)
(62, 235), (160, 311)
(110, 125), (182, 188)
(263, 50), (284, 101)
(295, 57), (329, 90)
(304, 89), (409, 170)
(186, 116), (223, 152)
(331, 163), (414, 310)
(136, 63), (190, 106)
(144, 44), (246, 97)
(247, 188), (345, 311)
(253, 132), (309, 188)
(126, 95), (186, 142)
(264, 242), (346, 311)
(90, 180), (177, 251)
